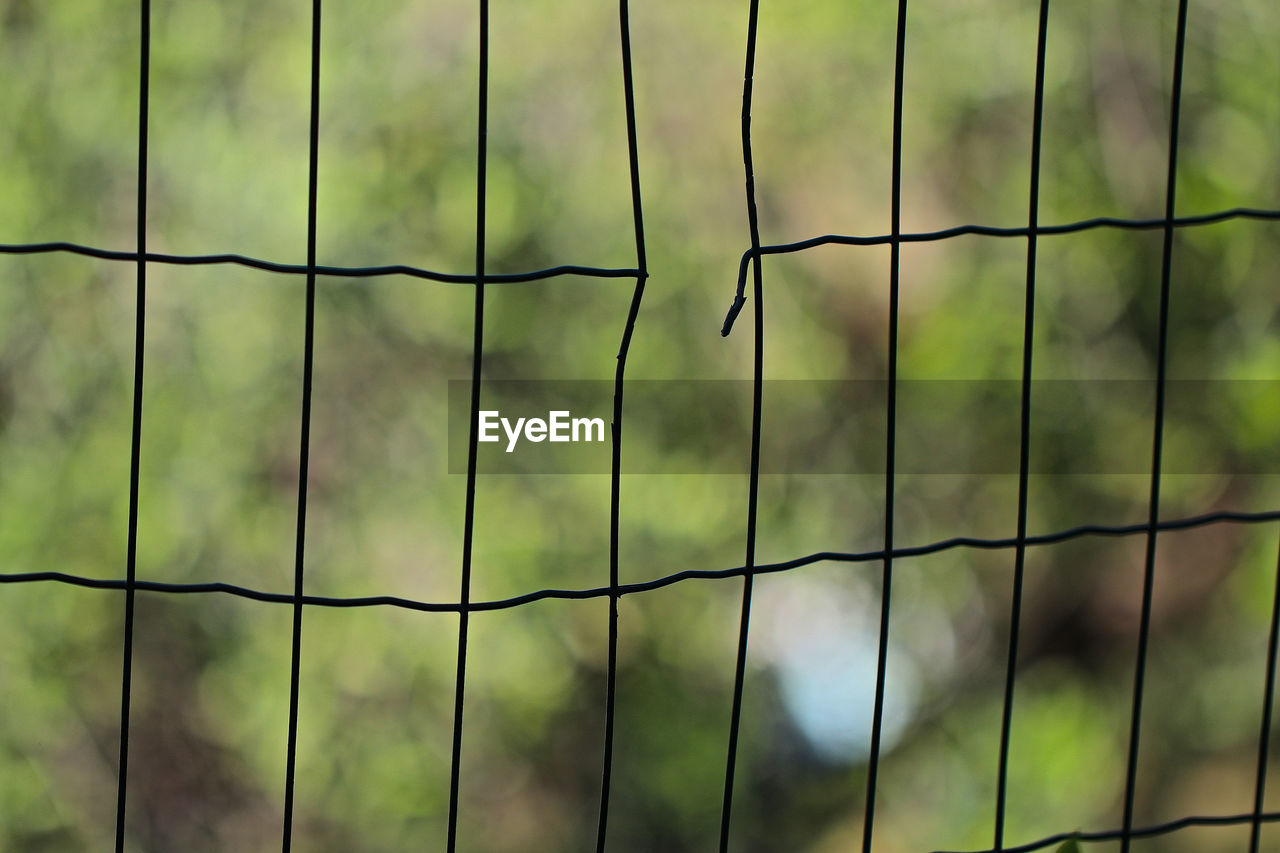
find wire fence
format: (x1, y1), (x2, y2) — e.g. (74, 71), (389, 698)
(2, 0), (1280, 851)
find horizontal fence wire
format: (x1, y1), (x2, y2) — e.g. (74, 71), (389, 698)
(6, 207), (1278, 293)
(0, 241), (643, 284)
(5, 509), (1279, 614)
(720, 206), (1280, 334)
(936, 810), (1280, 853)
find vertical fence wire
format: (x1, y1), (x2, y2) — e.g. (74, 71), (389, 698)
(113, 1), (151, 848)
(861, 2), (909, 850)
(718, 0), (766, 847)
(1119, 0), (1190, 849)
(447, 1), (490, 849)
(993, 0), (1051, 848)
(595, 0), (650, 846)
(1251, 535), (1280, 853)
(280, 0), (324, 849)
(1268, 46), (1280, 850)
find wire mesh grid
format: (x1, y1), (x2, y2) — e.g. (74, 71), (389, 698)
(2, 0), (1280, 851)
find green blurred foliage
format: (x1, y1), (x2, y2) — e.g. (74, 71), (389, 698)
(2, 0), (1280, 851)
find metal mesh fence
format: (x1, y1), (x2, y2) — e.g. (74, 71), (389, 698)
(2, 0), (1280, 851)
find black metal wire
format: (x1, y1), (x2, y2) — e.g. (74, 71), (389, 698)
(862, 3), (908, 850)
(718, 0), (766, 846)
(446, 2), (489, 848)
(7, 509), (1279, 615)
(721, 207), (1280, 335)
(1119, 2), (1189, 848)
(280, 1), (323, 850)
(595, 0), (649, 847)
(7, 209), (1276, 306)
(113, 2), (149, 848)
(0, 241), (642, 284)
(1252, 535), (1280, 853)
(993, 1), (1050, 848)
(938, 809), (1280, 853)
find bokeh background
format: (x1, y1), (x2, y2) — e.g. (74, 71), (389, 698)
(2, 0), (1280, 850)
